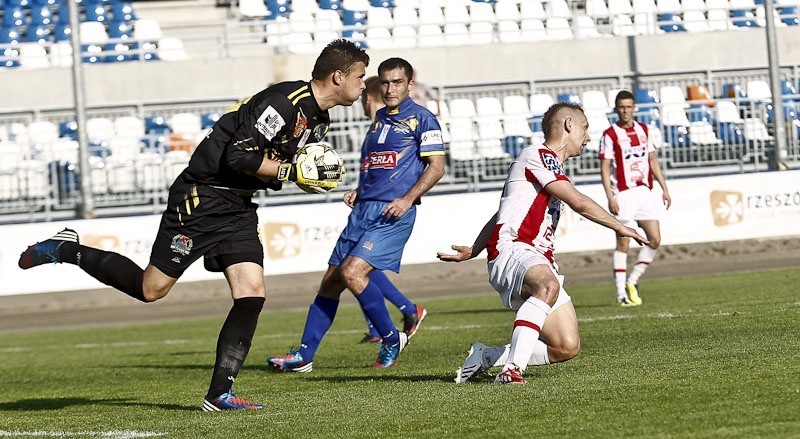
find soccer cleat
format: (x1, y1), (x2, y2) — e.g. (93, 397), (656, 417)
(402, 304), (428, 340)
(617, 296), (637, 307)
(455, 342), (489, 384)
(374, 331), (408, 369)
(359, 333), (382, 344)
(201, 389), (265, 411)
(494, 366), (526, 385)
(625, 282), (642, 305)
(267, 348), (313, 373)
(18, 228), (79, 269)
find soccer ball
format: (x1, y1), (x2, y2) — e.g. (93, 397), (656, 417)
(292, 142), (343, 194)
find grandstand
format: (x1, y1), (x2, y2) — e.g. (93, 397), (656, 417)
(1, 0), (800, 224)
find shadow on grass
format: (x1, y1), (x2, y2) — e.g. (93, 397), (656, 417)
(0, 397), (195, 411)
(428, 308), (508, 317)
(300, 373), (454, 384)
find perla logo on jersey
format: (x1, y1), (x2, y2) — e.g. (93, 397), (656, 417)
(369, 151), (397, 169)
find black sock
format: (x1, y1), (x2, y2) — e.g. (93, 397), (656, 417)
(59, 242), (146, 302)
(206, 296), (265, 400)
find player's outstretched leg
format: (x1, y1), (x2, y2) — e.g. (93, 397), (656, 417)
(455, 342), (490, 383)
(268, 294), (339, 373)
(367, 271), (428, 340)
(18, 228), (79, 269)
(203, 296), (265, 411)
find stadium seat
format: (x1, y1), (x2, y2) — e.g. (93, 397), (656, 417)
(58, 121), (78, 139)
(547, 0), (572, 17)
(268, 0), (293, 15)
(417, 24), (444, 47)
(731, 8), (759, 26)
(721, 83), (747, 100)
(111, 0), (137, 22)
(614, 13), (639, 35)
(366, 26), (393, 49)
(239, 0), (272, 18)
(557, 92), (581, 105)
(657, 0), (684, 12)
(520, 18), (547, 41)
(582, 90), (611, 112)
(610, 0), (635, 15)
(688, 121), (722, 145)
(470, 2), (497, 22)
(86, 117), (116, 143)
(114, 116), (145, 138)
(25, 24), (51, 44)
(634, 87), (661, 125)
(419, 3), (445, 25)
(496, 0), (522, 21)
(370, 0), (395, 7)
(445, 4), (470, 23)
(444, 23), (470, 46)
(687, 84), (714, 105)
(586, 0), (610, 17)
(470, 21), (494, 44)
(157, 37), (189, 61)
(575, 15), (602, 38)
(0, 25), (22, 45)
(133, 18), (162, 61)
(18, 42), (49, 69)
(658, 13), (687, 30)
(27, 120), (60, 146)
(2, 6), (25, 27)
(520, 0), (547, 20)
(497, 20), (522, 43)
(662, 124), (691, 146)
(778, 5), (799, 25)
(83, 1), (109, 23)
(29, 5), (54, 26)
(392, 25), (417, 48)
(683, 10), (711, 31)
(169, 112), (202, 153)
(742, 117), (772, 142)
(530, 93), (555, 131)
(201, 112), (221, 129)
(546, 17), (574, 39)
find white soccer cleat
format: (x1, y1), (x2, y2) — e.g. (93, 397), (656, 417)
(454, 342), (489, 384)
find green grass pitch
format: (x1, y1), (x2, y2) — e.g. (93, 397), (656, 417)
(1, 268), (798, 438)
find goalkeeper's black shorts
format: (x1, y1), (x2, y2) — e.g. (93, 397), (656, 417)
(149, 176), (264, 278)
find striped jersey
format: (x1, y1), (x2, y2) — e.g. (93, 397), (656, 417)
(183, 80), (330, 191)
(487, 145), (570, 264)
(358, 97), (445, 203)
(598, 121), (656, 193)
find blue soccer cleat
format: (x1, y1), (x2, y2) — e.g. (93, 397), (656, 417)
(201, 389), (265, 411)
(374, 331), (408, 369)
(267, 348), (313, 373)
(18, 228), (79, 269)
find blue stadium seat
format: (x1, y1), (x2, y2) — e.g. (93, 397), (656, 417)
(144, 116), (170, 152)
(83, 1), (109, 22)
(718, 123), (744, 145)
(201, 112), (221, 129)
(530, 115), (543, 132)
(658, 13), (686, 32)
(1, 47), (20, 68)
(731, 9), (759, 27)
(25, 24), (51, 43)
(370, 0), (395, 7)
(29, 5), (54, 26)
(31, 0), (57, 7)
(4, 0), (30, 7)
(53, 23), (72, 42)
(556, 93), (580, 105)
(0, 25), (22, 44)
(104, 42), (134, 62)
(267, 0), (292, 15)
(688, 103), (712, 123)
(503, 136), (527, 157)
(107, 20), (133, 39)
(342, 9), (367, 26)
(633, 88), (660, 124)
(59, 121), (78, 139)
(635, 88), (659, 105)
(319, 0), (342, 10)
(781, 80), (798, 101)
(2, 6), (26, 27)
(663, 125), (690, 147)
(89, 140), (111, 158)
(111, 0), (136, 22)
(779, 6), (799, 25)
(721, 83), (746, 100)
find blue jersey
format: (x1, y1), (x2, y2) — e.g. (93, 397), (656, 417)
(358, 98), (445, 202)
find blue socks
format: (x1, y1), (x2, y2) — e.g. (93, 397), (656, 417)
(298, 295), (339, 361)
(369, 270), (414, 315)
(356, 280), (400, 345)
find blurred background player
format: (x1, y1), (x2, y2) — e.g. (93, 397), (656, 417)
(439, 103), (648, 384)
(600, 90), (672, 307)
(17, 39), (367, 411)
(357, 75), (427, 344)
(267, 57), (445, 372)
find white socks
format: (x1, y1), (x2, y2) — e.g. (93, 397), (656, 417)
(628, 246), (657, 285)
(489, 341), (550, 367)
(613, 250), (628, 299)
(504, 297), (551, 372)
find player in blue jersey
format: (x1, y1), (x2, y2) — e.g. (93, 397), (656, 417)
(268, 58), (446, 371)
(356, 75), (428, 345)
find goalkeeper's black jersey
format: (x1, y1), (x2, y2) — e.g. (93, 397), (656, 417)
(181, 80), (331, 191)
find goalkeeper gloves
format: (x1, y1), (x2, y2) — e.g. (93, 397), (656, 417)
(276, 161), (343, 191)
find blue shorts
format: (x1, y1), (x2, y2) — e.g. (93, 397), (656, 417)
(328, 200), (416, 273)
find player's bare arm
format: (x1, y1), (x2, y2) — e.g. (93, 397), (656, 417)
(437, 212), (499, 262)
(382, 155), (445, 220)
(649, 152), (671, 209)
(343, 190), (359, 208)
(599, 159), (619, 215)
(546, 180), (649, 246)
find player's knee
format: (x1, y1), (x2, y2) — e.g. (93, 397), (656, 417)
(527, 278), (560, 306)
(551, 336), (581, 363)
(648, 237), (661, 249)
(338, 263), (367, 289)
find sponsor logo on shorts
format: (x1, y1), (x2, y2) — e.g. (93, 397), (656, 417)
(255, 105), (285, 140)
(710, 190), (744, 226)
(362, 241), (374, 251)
(420, 130), (443, 146)
(170, 234), (193, 256)
(264, 222), (301, 259)
(368, 151), (397, 169)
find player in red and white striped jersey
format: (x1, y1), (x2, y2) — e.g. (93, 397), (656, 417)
(600, 90), (672, 307)
(440, 103), (648, 384)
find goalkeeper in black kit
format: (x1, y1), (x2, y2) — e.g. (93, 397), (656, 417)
(18, 39), (368, 411)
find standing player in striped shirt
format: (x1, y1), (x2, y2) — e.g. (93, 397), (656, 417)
(600, 90), (672, 307)
(440, 103), (648, 384)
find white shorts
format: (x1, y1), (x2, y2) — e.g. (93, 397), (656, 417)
(615, 185), (660, 226)
(487, 242), (572, 312)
